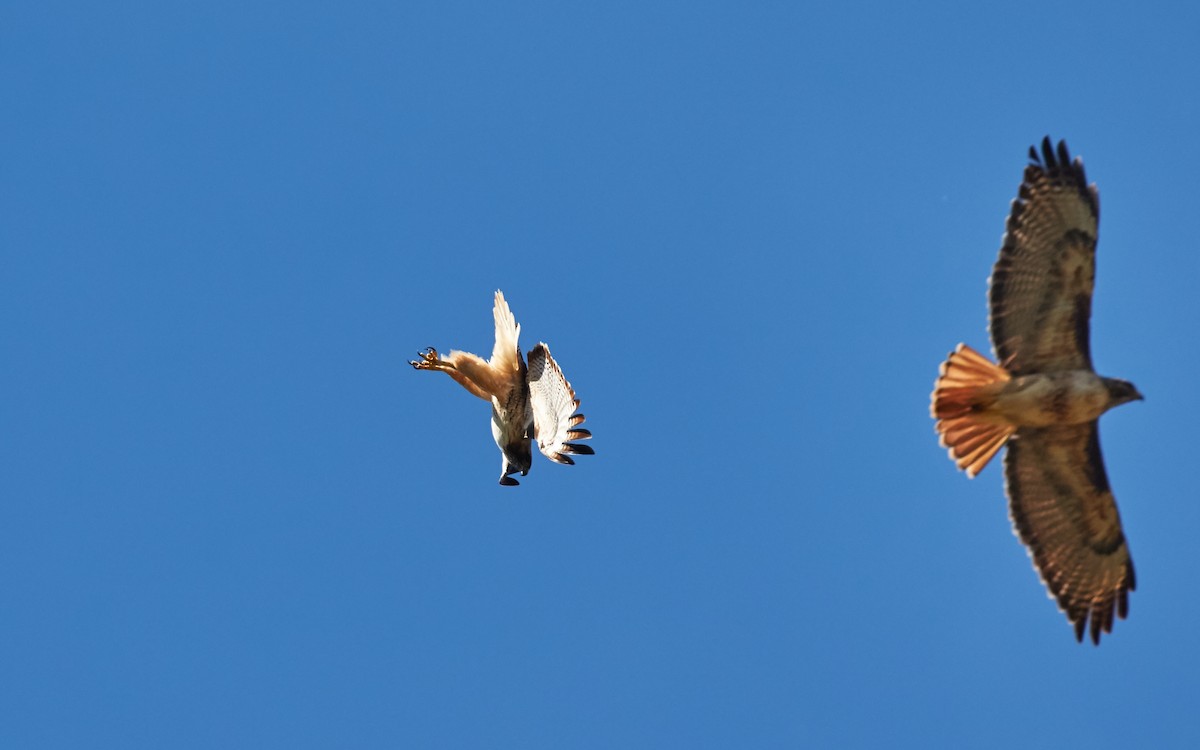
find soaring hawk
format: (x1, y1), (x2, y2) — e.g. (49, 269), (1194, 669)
(410, 290), (593, 485)
(931, 138), (1142, 644)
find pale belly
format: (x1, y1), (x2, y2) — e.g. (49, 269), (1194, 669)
(992, 370), (1111, 427)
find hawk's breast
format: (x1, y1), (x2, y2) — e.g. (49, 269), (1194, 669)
(994, 371), (1110, 427)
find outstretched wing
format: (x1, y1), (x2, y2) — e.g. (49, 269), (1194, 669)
(526, 343), (594, 465)
(989, 138), (1099, 375)
(490, 290), (523, 375)
(1003, 423), (1135, 644)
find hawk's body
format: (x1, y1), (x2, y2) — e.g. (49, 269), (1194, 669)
(411, 290), (593, 485)
(931, 139), (1142, 644)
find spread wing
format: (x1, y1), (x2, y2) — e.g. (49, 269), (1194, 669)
(526, 343), (594, 465)
(490, 290), (523, 375)
(989, 138), (1099, 375)
(1003, 423), (1135, 644)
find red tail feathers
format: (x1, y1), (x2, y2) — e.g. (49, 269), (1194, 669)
(931, 344), (1015, 477)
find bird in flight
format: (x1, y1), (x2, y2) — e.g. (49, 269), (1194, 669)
(931, 138), (1142, 644)
(410, 290), (593, 485)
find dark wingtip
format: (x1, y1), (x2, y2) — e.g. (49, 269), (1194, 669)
(1030, 136), (1070, 167)
(1020, 136), (1095, 218)
(1041, 135), (1056, 167)
(499, 475), (520, 486)
(1058, 139), (1071, 166)
(564, 443), (595, 456)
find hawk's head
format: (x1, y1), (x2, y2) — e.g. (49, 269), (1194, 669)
(498, 438), (532, 486)
(1103, 378), (1144, 407)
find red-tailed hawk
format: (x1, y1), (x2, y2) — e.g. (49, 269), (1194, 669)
(410, 290), (593, 485)
(931, 138), (1142, 644)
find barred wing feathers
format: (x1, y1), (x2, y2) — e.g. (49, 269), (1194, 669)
(526, 343), (594, 465)
(1004, 423), (1135, 645)
(989, 137), (1099, 375)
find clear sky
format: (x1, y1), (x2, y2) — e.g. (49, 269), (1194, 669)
(4, 1), (1200, 747)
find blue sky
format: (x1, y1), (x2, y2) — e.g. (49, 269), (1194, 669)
(4, 1), (1200, 747)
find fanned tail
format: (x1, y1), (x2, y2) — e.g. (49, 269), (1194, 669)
(931, 344), (1016, 477)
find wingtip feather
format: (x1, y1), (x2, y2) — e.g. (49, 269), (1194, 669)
(528, 340), (594, 468)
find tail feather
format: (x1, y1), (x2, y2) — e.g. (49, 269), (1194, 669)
(942, 421), (998, 455)
(940, 417), (1012, 477)
(932, 344), (1015, 477)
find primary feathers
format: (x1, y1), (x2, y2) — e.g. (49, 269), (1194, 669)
(411, 290), (594, 486)
(931, 138), (1141, 644)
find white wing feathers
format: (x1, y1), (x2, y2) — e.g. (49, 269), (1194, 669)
(490, 290), (522, 374)
(526, 343), (594, 464)
(411, 290), (593, 485)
